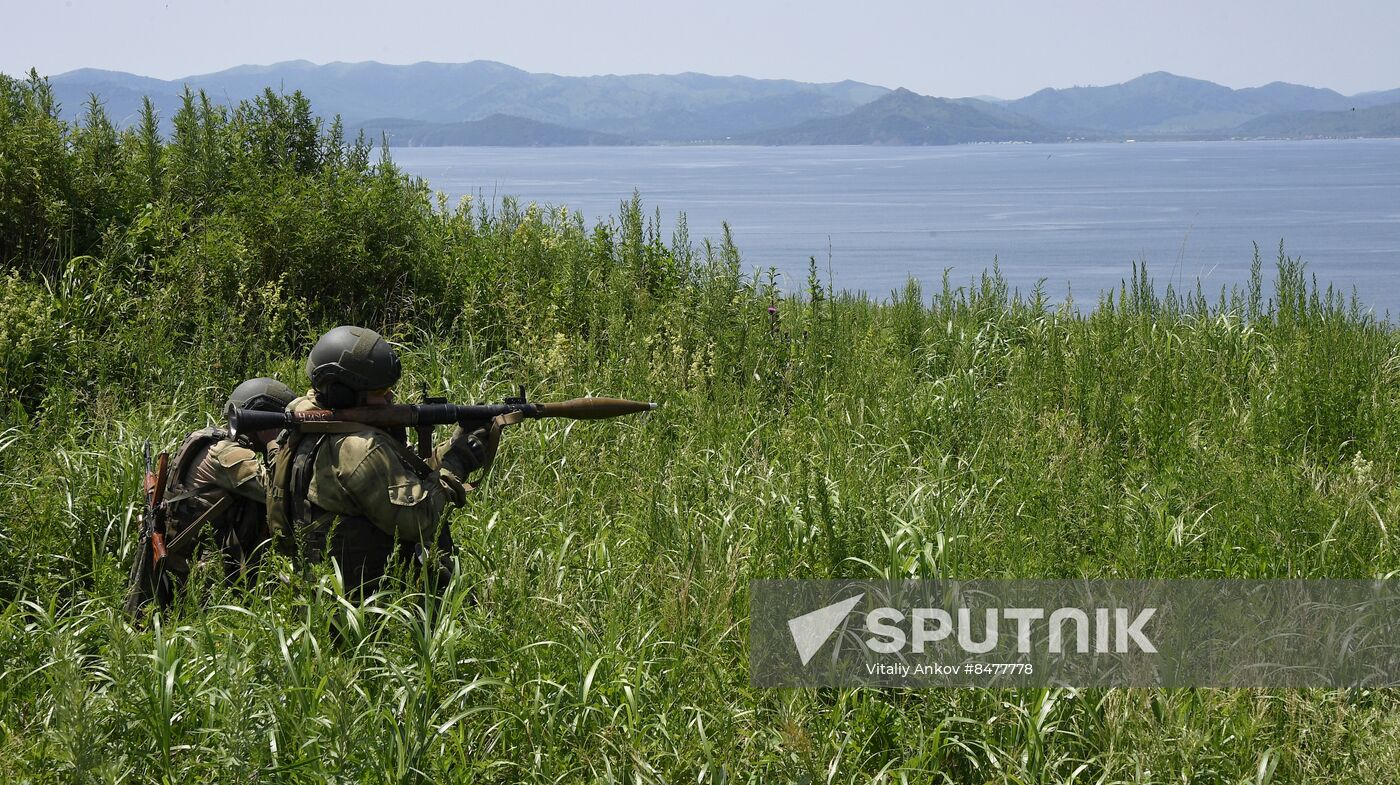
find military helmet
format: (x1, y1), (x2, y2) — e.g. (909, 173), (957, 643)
(305, 325), (401, 407)
(224, 377), (296, 425)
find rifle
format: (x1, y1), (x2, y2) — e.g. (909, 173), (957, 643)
(124, 440), (171, 616)
(229, 387), (657, 458)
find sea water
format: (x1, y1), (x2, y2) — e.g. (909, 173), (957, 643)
(393, 140), (1400, 314)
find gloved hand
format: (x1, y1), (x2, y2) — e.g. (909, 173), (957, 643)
(443, 424), (491, 470)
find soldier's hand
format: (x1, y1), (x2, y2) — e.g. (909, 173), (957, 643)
(445, 424), (491, 470)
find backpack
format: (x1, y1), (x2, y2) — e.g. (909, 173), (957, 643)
(161, 427), (233, 522)
(160, 427), (262, 574)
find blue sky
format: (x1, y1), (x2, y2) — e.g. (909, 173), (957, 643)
(5, 0), (1398, 97)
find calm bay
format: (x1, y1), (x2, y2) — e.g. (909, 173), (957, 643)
(393, 140), (1400, 314)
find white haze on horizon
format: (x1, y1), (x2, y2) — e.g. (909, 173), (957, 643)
(4, 0), (1398, 100)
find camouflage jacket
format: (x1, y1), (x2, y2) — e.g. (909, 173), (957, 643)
(279, 394), (471, 544)
(162, 428), (270, 573)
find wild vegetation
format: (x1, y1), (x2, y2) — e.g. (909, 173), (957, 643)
(3, 71), (1399, 783)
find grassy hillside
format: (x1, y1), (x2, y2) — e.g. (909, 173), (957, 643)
(3, 73), (1400, 782)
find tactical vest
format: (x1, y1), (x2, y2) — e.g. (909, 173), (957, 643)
(267, 423), (450, 568)
(267, 428), (328, 562)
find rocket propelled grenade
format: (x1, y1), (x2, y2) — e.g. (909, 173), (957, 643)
(230, 393), (658, 437)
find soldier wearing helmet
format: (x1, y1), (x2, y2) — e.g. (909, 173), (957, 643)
(130, 377), (297, 611)
(268, 326), (488, 594)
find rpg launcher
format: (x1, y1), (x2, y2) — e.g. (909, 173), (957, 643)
(230, 387), (658, 458)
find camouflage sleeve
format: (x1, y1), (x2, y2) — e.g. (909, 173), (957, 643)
(430, 438), (475, 500)
(206, 440), (269, 505)
(328, 436), (455, 543)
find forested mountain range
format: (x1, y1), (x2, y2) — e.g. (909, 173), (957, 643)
(1235, 103), (1400, 139)
(38, 61), (1400, 145)
(742, 89), (1060, 145)
(1004, 71), (1393, 134)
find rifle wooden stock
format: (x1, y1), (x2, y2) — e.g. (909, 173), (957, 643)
(150, 452), (169, 564)
(125, 447), (170, 617)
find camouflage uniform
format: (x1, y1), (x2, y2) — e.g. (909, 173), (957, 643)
(161, 428), (273, 584)
(270, 326), (489, 594)
(272, 392), (481, 592)
(124, 377), (296, 616)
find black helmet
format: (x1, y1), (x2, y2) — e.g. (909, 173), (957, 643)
(224, 377), (296, 426)
(305, 325), (401, 408)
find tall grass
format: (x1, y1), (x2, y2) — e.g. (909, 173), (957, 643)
(2, 71), (1399, 781)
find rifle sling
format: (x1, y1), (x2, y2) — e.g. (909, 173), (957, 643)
(163, 495), (235, 556)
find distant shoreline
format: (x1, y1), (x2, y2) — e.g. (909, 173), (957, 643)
(372, 135), (1400, 149)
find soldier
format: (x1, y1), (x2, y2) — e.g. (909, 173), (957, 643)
(268, 325), (489, 595)
(127, 377), (296, 613)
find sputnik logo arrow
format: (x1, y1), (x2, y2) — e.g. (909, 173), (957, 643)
(788, 593), (864, 666)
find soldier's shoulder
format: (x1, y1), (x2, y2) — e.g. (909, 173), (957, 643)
(207, 437), (257, 469)
(171, 426), (228, 468)
(326, 430), (406, 474)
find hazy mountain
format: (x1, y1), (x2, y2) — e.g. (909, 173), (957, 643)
(47, 60), (887, 142)
(45, 68), (189, 125)
(1006, 72), (1359, 134)
(1236, 103), (1400, 138)
(353, 114), (631, 146)
(584, 87), (890, 142)
(1354, 88), (1400, 107)
(1235, 81), (1354, 112)
(48, 67), (176, 96)
(34, 62), (1400, 145)
(745, 88), (1061, 145)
